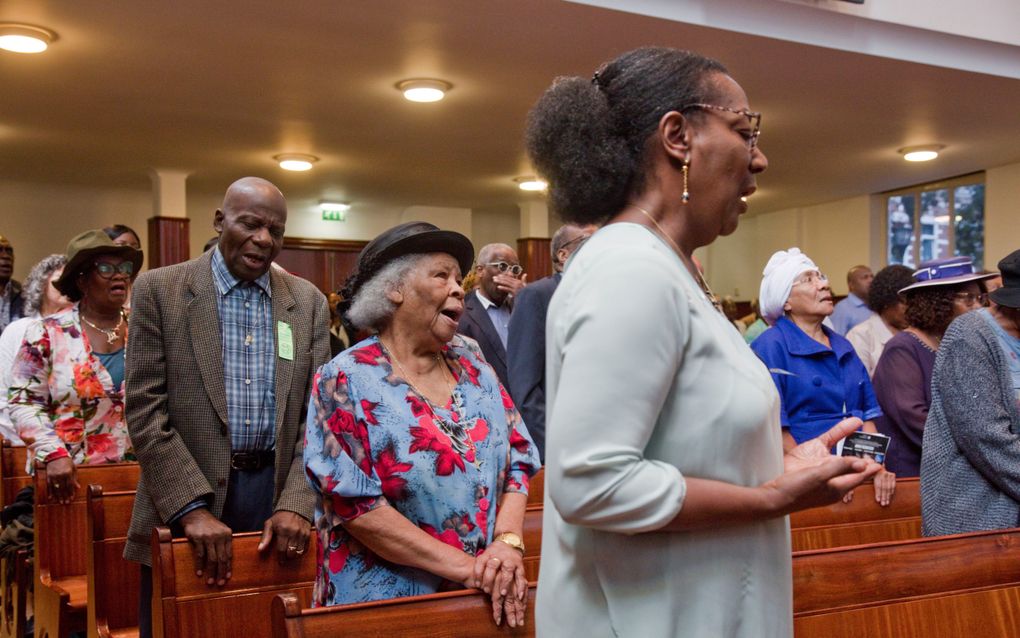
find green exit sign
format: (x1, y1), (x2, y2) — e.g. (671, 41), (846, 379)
(322, 209), (346, 221)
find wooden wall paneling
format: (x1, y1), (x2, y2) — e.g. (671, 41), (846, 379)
(517, 238), (552, 282)
(274, 248), (330, 292)
(277, 237), (367, 295)
(147, 217), (190, 269)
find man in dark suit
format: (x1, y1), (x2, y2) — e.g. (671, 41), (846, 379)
(124, 177), (330, 637)
(506, 223), (595, 459)
(458, 243), (526, 388)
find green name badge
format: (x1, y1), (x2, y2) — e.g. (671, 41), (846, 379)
(277, 321), (294, 361)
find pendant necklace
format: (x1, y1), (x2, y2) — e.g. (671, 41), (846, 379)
(630, 205), (724, 314)
(81, 309), (126, 344)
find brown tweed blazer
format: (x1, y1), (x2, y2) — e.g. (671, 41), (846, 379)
(123, 251), (330, 565)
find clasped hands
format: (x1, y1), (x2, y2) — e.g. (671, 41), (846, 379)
(181, 508), (311, 587)
(463, 539), (528, 628)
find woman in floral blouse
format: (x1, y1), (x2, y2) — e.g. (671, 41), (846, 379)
(8, 229), (142, 503)
(304, 222), (540, 628)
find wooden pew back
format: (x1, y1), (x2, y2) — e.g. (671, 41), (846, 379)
(790, 477), (920, 528)
(0, 441), (30, 638)
(86, 486), (138, 638)
(793, 527), (1020, 616)
(0, 440), (30, 508)
(527, 470), (543, 507)
(271, 584), (537, 638)
(153, 528), (316, 638)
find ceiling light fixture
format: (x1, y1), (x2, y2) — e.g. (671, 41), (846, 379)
(0, 23), (57, 54)
(274, 153), (318, 171)
(396, 79), (452, 103)
(514, 176), (547, 192)
(898, 144), (945, 162)
(319, 201), (351, 212)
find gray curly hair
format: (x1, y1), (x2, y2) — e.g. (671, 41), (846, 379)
(346, 254), (428, 332)
(22, 254), (67, 316)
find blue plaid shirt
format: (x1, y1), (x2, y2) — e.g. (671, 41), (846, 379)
(211, 248), (277, 453)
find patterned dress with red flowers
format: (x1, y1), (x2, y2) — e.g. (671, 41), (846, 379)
(304, 334), (540, 606)
(7, 304), (134, 467)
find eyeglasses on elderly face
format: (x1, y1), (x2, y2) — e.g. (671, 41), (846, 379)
(792, 271), (829, 287)
(678, 103), (762, 149)
(485, 261), (523, 276)
(953, 292), (988, 307)
(94, 261), (134, 279)
(558, 234), (592, 252)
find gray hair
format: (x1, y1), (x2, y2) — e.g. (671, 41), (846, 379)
(346, 254), (428, 332)
(22, 254), (67, 316)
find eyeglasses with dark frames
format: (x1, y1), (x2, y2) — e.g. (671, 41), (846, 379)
(93, 261), (135, 279)
(558, 233), (592, 252)
(485, 261), (523, 277)
(678, 103), (762, 149)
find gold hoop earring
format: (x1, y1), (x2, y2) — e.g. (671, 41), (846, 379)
(681, 159), (690, 204)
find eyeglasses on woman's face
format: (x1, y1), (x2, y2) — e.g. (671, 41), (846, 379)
(678, 103), (762, 149)
(93, 260), (134, 279)
(485, 261), (523, 277)
(953, 291), (988, 308)
(792, 270), (829, 287)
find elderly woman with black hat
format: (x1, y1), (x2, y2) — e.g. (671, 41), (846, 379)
(921, 250), (1020, 535)
(8, 229), (142, 503)
(303, 222), (540, 627)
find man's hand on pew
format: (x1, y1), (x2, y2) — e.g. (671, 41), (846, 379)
(180, 508), (233, 586)
(45, 457), (79, 505)
(257, 510), (311, 563)
(767, 417), (883, 514)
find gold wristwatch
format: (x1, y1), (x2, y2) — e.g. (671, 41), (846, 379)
(493, 531), (525, 555)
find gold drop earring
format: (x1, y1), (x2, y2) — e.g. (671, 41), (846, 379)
(681, 158), (690, 204)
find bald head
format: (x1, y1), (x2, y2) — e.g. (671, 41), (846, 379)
(847, 265), (873, 298)
(475, 243), (521, 305)
(214, 177), (287, 281)
(551, 223), (596, 272)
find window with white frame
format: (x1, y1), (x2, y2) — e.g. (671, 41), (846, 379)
(885, 173), (985, 269)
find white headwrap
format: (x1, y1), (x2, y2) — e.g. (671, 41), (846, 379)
(759, 247), (819, 326)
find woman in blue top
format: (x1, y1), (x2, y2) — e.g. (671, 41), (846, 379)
(304, 222), (540, 628)
(752, 248), (896, 505)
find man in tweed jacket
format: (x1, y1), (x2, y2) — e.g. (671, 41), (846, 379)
(124, 177), (329, 636)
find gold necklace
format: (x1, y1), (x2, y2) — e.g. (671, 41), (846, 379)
(630, 206), (724, 314)
(382, 340), (454, 405)
(81, 309), (125, 345)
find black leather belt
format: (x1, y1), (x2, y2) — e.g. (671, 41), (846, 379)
(230, 450), (275, 471)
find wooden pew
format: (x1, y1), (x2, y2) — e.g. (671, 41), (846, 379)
(0, 440), (31, 638)
(271, 584), (537, 638)
(793, 528), (1020, 637)
(790, 478), (921, 551)
(527, 470), (543, 507)
(152, 528), (316, 638)
(34, 462), (140, 638)
(86, 486), (138, 638)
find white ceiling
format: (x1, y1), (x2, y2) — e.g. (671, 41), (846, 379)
(2, 0), (1019, 218)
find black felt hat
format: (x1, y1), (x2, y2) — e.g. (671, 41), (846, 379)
(990, 250), (1020, 309)
(54, 229), (144, 301)
(343, 222), (474, 300)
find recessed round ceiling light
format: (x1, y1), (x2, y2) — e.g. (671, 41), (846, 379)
(899, 144), (945, 162)
(514, 176), (548, 192)
(274, 153), (318, 172)
(396, 79), (452, 103)
(0, 23), (57, 54)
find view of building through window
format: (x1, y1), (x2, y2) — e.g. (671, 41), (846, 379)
(886, 174), (985, 269)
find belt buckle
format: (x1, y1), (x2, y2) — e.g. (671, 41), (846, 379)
(231, 453), (257, 471)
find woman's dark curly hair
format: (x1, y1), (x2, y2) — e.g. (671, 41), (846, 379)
(867, 265), (914, 314)
(904, 280), (986, 336)
(525, 47), (727, 225)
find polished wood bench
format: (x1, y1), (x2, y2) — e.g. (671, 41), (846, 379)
(86, 486), (138, 638)
(0, 440), (31, 638)
(151, 528), (316, 638)
(34, 462), (140, 638)
(527, 470), (543, 507)
(793, 527), (1020, 637)
(271, 583), (537, 637)
(790, 477), (921, 551)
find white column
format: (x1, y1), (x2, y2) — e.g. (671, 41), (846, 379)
(518, 201), (549, 237)
(148, 169), (190, 218)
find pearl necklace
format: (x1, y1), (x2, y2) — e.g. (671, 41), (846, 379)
(630, 206), (724, 314)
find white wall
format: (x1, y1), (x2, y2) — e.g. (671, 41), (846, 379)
(1, 179), (151, 281)
(985, 161), (1020, 267)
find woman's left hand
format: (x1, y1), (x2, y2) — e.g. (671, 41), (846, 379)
(473, 541), (527, 626)
(874, 468), (896, 507)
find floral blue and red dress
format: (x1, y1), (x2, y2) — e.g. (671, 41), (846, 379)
(304, 335), (540, 606)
